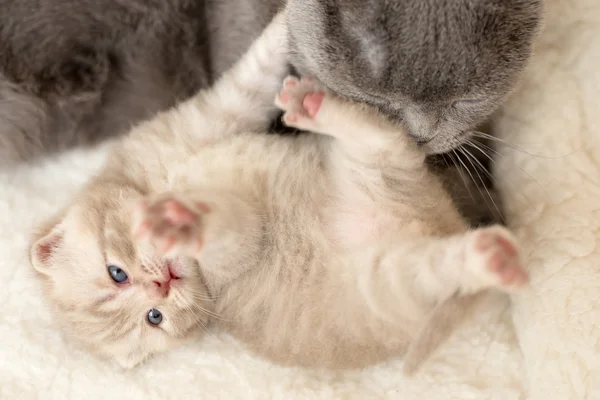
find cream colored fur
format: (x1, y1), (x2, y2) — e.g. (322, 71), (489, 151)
(29, 11), (528, 373)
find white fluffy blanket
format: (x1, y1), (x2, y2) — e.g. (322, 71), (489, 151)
(1, 0), (598, 398)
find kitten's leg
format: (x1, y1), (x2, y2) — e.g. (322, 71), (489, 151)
(346, 225), (527, 375)
(247, 224), (527, 373)
(131, 191), (262, 283)
(275, 76), (423, 169)
(179, 11), (290, 137)
(348, 225), (528, 315)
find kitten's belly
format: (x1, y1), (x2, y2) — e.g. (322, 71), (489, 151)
(325, 205), (395, 249)
(168, 133), (410, 250)
(167, 133), (323, 187)
(322, 192), (419, 250)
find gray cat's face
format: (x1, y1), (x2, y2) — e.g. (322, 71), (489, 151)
(286, 0), (542, 154)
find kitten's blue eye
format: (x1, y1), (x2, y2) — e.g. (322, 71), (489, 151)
(147, 309), (163, 326)
(108, 265), (128, 283)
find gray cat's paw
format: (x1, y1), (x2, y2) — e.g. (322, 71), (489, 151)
(274, 76), (325, 128)
(131, 194), (210, 256)
(463, 226), (529, 292)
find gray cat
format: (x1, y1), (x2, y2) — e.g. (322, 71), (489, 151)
(285, 0), (543, 154)
(0, 0), (541, 165)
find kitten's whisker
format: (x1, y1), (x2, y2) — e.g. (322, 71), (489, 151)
(187, 290), (217, 301)
(193, 302), (228, 321)
(187, 304), (214, 337)
(181, 298), (220, 339)
(197, 319), (215, 339)
(171, 290), (219, 335)
(187, 292), (229, 321)
(187, 285), (222, 301)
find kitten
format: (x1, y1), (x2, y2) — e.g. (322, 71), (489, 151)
(30, 12), (528, 374)
(0, 0), (541, 165)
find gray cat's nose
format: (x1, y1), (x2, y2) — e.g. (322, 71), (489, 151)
(414, 136), (434, 145)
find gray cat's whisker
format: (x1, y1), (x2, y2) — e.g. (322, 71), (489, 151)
(465, 140), (549, 212)
(459, 148), (505, 224)
(471, 131), (576, 160)
(465, 139), (495, 163)
(449, 150), (478, 205)
(470, 139), (552, 202)
(456, 148), (503, 223)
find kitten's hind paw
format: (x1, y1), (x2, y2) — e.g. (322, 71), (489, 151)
(274, 76), (324, 129)
(463, 226), (529, 292)
(132, 194), (210, 257)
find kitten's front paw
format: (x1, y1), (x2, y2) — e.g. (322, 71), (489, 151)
(274, 76), (325, 128)
(464, 226), (529, 292)
(132, 194), (210, 256)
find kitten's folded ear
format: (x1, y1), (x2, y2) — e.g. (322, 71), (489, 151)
(29, 211), (67, 276)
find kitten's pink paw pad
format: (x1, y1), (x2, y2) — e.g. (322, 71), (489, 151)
(303, 93), (324, 118)
(283, 77), (297, 88)
(466, 227), (529, 291)
(162, 199), (199, 226)
(133, 195), (209, 255)
(274, 75), (325, 127)
(285, 113), (298, 123)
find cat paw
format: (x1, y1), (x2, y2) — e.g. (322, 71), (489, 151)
(274, 76), (325, 128)
(132, 195), (211, 256)
(464, 226), (529, 292)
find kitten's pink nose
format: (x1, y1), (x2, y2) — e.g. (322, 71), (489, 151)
(153, 279), (171, 298)
(152, 264), (182, 298)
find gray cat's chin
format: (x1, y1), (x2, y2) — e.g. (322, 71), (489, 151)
(420, 133), (473, 155)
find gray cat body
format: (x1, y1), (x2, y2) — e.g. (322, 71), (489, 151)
(0, 0), (213, 164)
(0, 0), (541, 165)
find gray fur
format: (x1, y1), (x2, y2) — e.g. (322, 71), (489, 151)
(286, 0), (543, 153)
(0, 0), (213, 165)
(0, 0), (541, 165)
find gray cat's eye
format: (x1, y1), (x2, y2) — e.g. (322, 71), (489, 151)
(107, 265), (128, 283)
(147, 309), (163, 326)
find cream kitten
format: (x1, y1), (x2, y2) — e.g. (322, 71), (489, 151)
(30, 11), (528, 374)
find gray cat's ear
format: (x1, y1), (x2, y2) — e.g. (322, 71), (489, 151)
(30, 216), (65, 276)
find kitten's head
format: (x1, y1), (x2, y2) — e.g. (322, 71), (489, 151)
(286, 0), (542, 153)
(29, 186), (210, 368)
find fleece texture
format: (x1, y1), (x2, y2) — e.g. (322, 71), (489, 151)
(0, 0), (598, 398)
(494, 0), (600, 398)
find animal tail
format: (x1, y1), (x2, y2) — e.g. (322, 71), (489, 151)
(402, 291), (487, 376)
